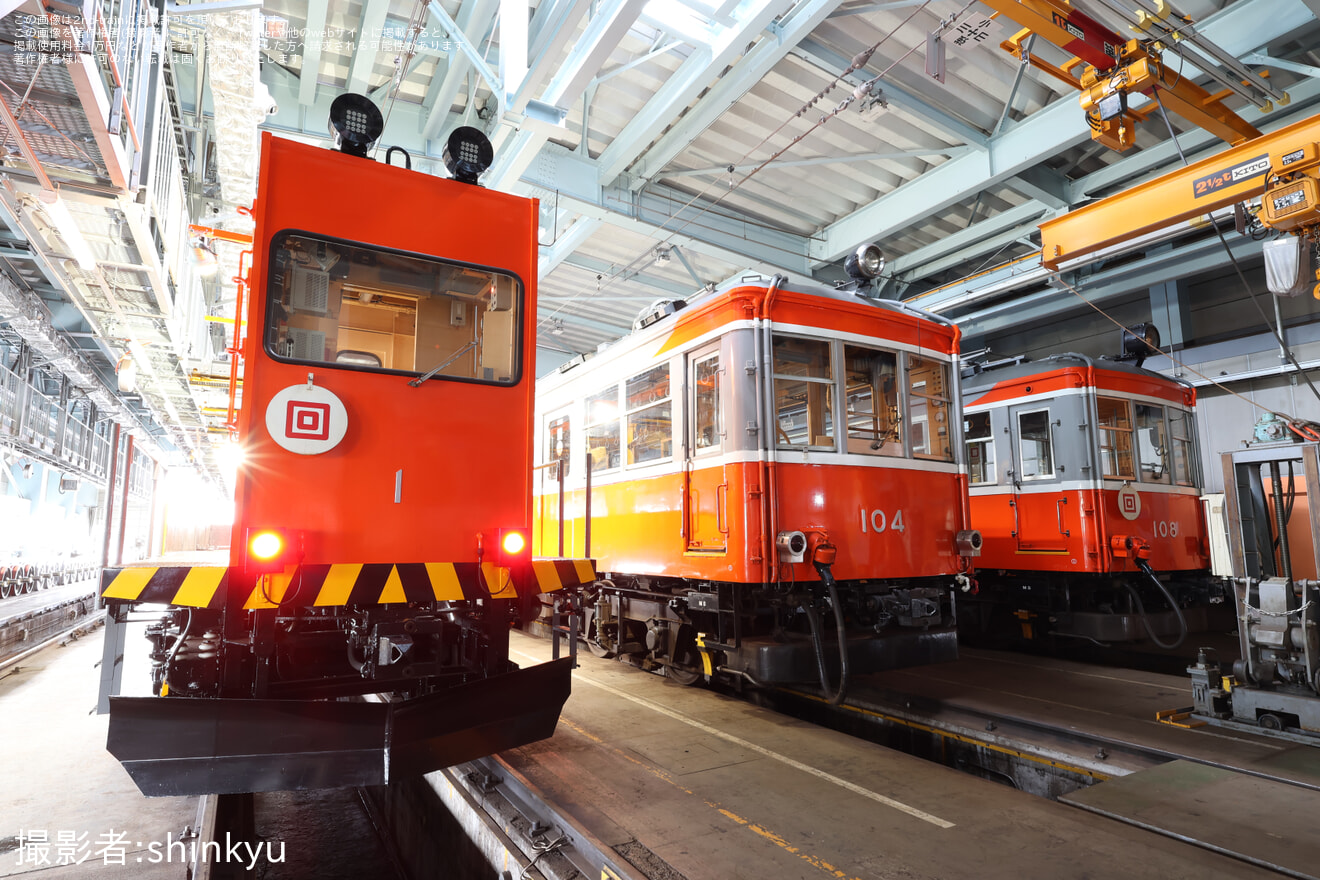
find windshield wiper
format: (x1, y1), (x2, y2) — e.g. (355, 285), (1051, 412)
(409, 341), (479, 387)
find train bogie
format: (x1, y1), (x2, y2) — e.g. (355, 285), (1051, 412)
(534, 276), (979, 698)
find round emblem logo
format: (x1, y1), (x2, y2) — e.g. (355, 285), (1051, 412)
(265, 382), (348, 455)
(1117, 484), (1142, 521)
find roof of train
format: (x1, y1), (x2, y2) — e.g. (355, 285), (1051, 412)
(959, 352), (1189, 393)
(539, 273), (956, 392)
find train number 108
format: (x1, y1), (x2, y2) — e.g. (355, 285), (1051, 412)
(860, 508), (905, 534)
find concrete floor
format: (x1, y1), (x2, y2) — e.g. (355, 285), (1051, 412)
(503, 632), (1293, 880)
(0, 632), (194, 878)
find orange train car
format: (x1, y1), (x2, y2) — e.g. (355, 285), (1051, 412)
(96, 95), (592, 796)
(532, 263), (981, 701)
(958, 350), (1230, 649)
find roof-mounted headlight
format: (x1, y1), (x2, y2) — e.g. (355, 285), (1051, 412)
(844, 243), (885, 282)
(444, 126), (494, 185)
(328, 93), (384, 158)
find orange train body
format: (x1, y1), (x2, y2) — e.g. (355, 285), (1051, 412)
(533, 279), (979, 688)
(960, 353), (1230, 647)
(98, 109), (592, 797)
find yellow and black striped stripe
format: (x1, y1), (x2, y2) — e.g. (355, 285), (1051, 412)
(101, 558), (597, 610)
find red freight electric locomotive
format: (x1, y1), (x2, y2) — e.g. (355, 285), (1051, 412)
(533, 257), (981, 702)
(959, 347), (1228, 650)
(97, 95), (592, 796)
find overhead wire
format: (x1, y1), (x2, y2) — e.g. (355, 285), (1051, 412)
(535, 0), (975, 335)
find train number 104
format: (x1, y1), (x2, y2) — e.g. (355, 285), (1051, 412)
(860, 508), (906, 534)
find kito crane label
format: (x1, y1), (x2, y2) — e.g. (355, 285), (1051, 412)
(265, 382), (348, 454)
(1192, 153), (1269, 198)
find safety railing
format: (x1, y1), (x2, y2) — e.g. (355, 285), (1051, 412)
(0, 360), (113, 480)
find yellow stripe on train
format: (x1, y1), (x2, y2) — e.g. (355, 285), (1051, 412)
(103, 558), (597, 610)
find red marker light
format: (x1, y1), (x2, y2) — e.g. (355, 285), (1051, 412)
(502, 531), (527, 556)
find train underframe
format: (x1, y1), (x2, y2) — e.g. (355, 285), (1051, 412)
(958, 569), (1234, 649)
(105, 596), (571, 796)
(576, 574), (959, 691)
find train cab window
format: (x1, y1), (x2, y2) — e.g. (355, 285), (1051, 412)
(546, 415), (571, 480)
(1096, 397), (1135, 480)
(1168, 408), (1195, 486)
(626, 365), (672, 465)
(693, 354), (721, 452)
(843, 345), (901, 456)
(907, 354), (953, 461)
(773, 336), (834, 449)
(265, 232), (521, 384)
(965, 412), (995, 484)
(1017, 409), (1055, 480)
(586, 387), (621, 472)
(1136, 403), (1171, 484)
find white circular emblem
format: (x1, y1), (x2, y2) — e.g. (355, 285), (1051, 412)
(1117, 484), (1142, 521)
(265, 382), (348, 455)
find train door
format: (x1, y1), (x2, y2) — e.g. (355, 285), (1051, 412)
(1009, 404), (1068, 552)
(685, 345), (726, 552)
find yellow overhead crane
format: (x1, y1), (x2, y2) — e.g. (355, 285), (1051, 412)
(982, 0), (1284, 152)
(1037, 112), (1320, 297)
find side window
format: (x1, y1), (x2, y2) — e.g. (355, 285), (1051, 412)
(1168, 408), (1195, 486)
(1097, 397), (1135, 480)
(965, 412), (995, 484)
(908, 354), (953, 461)
(844, 345), (901, 455)
(1136, 403), (1170, 484)
(545, 414), (571, 480)
(586, 387), (620, 472)
(1017, 409), (1055, 480)
(773, 336), (834, 449)
(694, 354), (721, 452)
(626, 365), (672, 465)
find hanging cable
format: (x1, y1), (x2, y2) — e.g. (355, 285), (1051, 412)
(1149, 87), (1320, 409)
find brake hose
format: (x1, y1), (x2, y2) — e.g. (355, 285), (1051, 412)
(805, 560), (850, 706)
(1126, 557), (1189, 650)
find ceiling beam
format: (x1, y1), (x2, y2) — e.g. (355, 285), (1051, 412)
(620, 0), (849, 189)
(420, 0), (501, 140)
(888, 201), (1050, 276)
(809, 0), (1317, 266)
(792, 39), (990, 150)
(298, 0), (330, 107)
(540, 217), (601, 279)
(484, 0), (649, 189)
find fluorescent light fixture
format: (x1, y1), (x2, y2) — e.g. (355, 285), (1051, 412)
(37, 190), (98, 271)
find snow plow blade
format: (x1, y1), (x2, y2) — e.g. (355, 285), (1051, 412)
(107, 658), (572, 796)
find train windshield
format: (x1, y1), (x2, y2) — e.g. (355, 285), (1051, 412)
(264, 233), (522, 385)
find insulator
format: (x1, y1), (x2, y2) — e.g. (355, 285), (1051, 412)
(853, 82), (873, 101)
(851, 46), (875, 70)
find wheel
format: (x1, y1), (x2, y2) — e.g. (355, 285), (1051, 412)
(665, 663), (702, 686)
(1259, 713), (1284, 731)
(584, 615), (616, 658)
